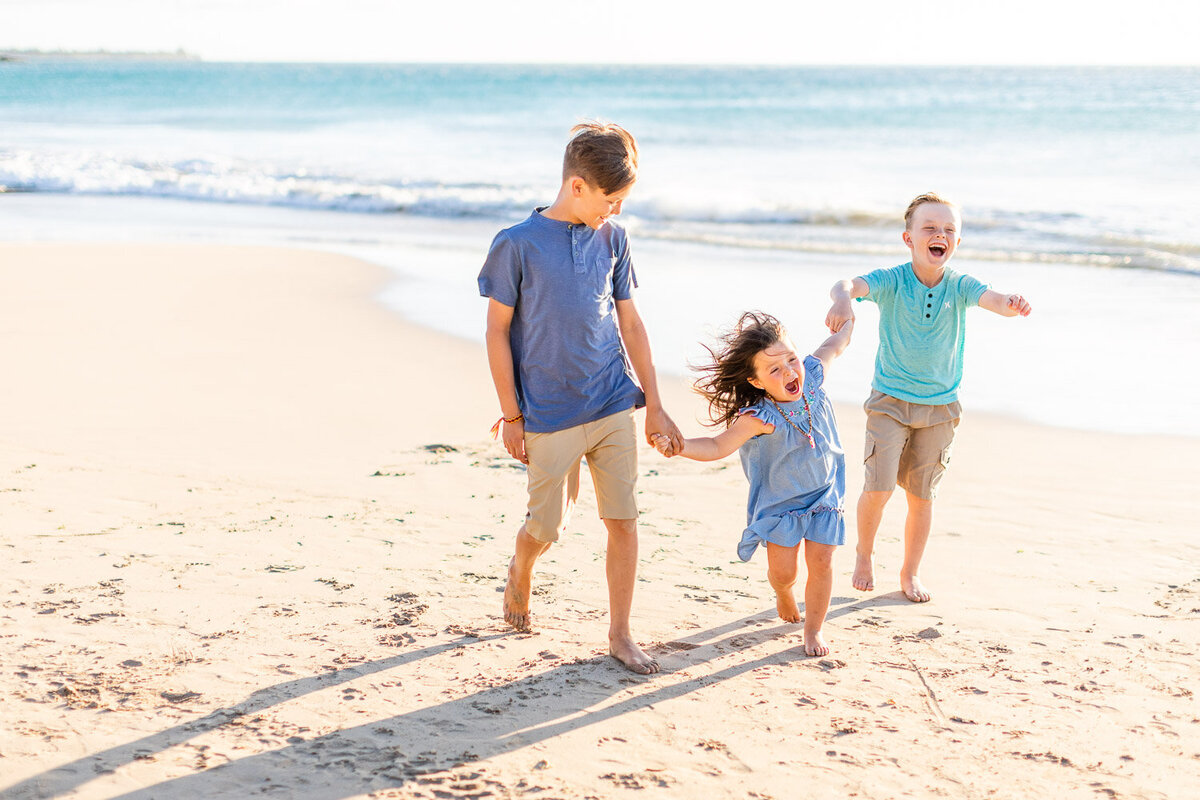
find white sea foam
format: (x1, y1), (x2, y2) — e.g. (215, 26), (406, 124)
(3, 149), (1196, 274)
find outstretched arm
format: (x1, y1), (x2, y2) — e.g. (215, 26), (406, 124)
(978, 290), (1032, 317)
(826, 277), (869, 332)
(652, 412), (774, 462)
(812, 318), (854, 371)
(615, 296), (683, 456)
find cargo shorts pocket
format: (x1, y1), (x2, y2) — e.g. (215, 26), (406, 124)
(926, 445), (954, 499)
(863, 439), (876, 464)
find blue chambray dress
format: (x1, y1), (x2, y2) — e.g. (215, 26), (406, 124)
(736, 355), (846, 561)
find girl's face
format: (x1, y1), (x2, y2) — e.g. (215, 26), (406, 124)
(748, 338), (803, 402)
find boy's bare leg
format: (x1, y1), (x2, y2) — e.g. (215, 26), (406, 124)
(853, 490), (892, 591)
(803, 541), (836, 656)
(901, 491), (934, 602)
(503, 524), (551, 632)
(603, 517), (659, 675)
(765, 542), (801, 623)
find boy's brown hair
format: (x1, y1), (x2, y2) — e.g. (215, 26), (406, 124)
(904, 192), (959, 229)
(563, 122), (639, 194)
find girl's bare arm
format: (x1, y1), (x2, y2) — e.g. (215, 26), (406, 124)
(654, 412), (774, 462)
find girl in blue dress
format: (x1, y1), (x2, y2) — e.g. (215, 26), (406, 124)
(653, 311), (854, 656)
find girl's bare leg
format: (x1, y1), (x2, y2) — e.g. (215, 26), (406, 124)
(804, 541), (836, 656)
(765, 542), (801, 623)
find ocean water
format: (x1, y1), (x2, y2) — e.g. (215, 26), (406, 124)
(2, 62), (1198, 434)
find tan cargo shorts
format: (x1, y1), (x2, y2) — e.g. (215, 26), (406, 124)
(863, 390), (961, 500)
(523, 409), (639, 543)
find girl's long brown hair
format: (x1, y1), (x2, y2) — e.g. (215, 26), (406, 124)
(693, 311), (786, 428)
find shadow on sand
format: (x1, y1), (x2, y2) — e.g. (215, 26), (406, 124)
(2, 595), (908, 799)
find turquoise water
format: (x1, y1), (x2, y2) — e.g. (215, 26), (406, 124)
(2, 62), (1198, 272)
(2, 62), (1198, 434)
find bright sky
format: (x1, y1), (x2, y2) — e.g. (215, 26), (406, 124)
(3, 0), (1198, 65)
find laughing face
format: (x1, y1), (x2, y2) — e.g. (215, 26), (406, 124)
(903, 201), (961, 270)
(575, 179), (633, 230)
(748, 339), (804, 403)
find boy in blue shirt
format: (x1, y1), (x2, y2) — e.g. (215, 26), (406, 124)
(825, 193), (1031, 603)
(479, 122), (682, 674)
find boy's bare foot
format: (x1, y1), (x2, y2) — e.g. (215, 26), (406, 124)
(901, 574), (931, 603)
(852, 553), (875, 591)
(804, 629), (829, 657)
(774, 587), (801, 623)
(609, 634), (660, 675)
(502, 557), (532, 631)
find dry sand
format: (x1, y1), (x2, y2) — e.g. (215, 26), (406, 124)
(0, 243), (1197, 799)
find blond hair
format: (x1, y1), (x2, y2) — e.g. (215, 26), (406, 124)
(904, 192), (959, 229)
(562, 121), (639, 194)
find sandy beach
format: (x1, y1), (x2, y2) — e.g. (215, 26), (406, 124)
(1, 242), (1197, 800)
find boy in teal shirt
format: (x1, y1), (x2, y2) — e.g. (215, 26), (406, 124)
(825, 193), (1032, 602)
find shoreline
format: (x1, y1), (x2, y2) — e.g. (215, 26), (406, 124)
(2, 241), (1197, 799)
(7, 191), (1196, 438)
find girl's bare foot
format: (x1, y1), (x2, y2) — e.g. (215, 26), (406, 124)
(852, 553), (875, 591)
(609, 633), (660, 675)
(804, 629), (829, 657)
(901, 574), (931, 603)
(775, 587), (801, 623)
(502, 557), (532, 631)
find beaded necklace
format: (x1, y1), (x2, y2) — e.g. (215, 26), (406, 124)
(767, 393), (816, 449)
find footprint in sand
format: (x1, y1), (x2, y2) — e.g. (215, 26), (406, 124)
(1156, 578), (1200, 616)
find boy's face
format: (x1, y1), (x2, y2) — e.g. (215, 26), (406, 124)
(571, 177), (633, 230)
(904, 202), (961, 270)
(748, 338), (803, 403)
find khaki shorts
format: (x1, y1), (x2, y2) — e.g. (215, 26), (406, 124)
(523, 409), (639, 543)
(863, 390), (961, 500)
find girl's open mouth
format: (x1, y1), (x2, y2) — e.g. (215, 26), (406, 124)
(784, 378), (800, 395)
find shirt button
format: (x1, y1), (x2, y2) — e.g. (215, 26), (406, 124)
(926, 314), (931, 318)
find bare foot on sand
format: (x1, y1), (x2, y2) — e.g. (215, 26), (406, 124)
(804, 629), (829, 657)
(775, 587), (801, 623)
(502, 557), (532, 631)
(609, 634), (660, 675)
(901, 574), (931, 603)
(852, 552), (875, 592)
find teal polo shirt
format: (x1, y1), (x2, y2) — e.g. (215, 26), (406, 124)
(857, 262), (988, 405)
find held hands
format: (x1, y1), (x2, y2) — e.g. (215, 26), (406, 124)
(825, 300), (855, 333)
(650, 432), (674, 456)
(1006, 294), (1033, 317)
(645, 407), (683, 458)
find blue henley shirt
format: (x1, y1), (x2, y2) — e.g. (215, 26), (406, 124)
(478, 209), (645, 433)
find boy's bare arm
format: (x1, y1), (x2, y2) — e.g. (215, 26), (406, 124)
(654, 412), (773, 461)
(485, 298), (528, 464)
(825, 277), (870, 332)
(978, 290), (1032, 318)
(813, 318), (854, 370)
(615, 297), (683, 455)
